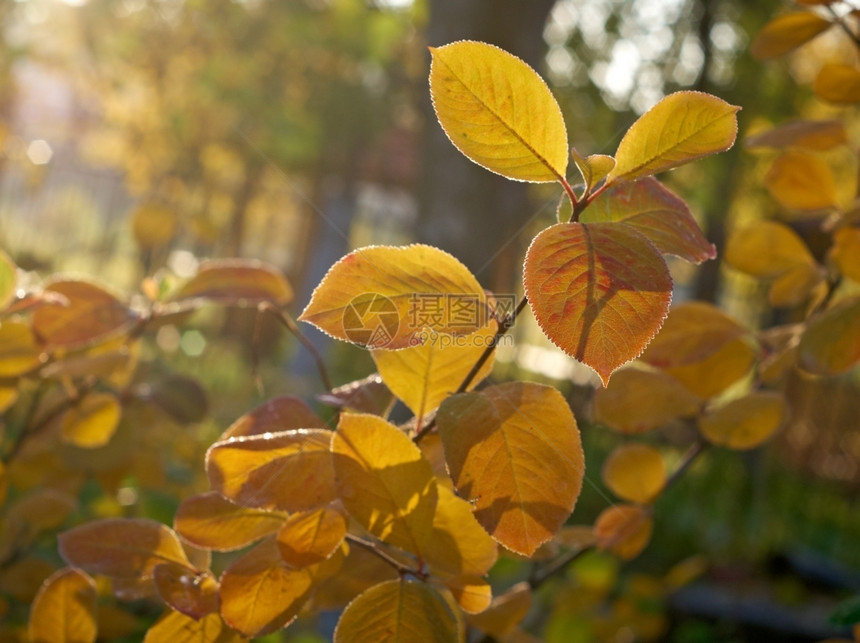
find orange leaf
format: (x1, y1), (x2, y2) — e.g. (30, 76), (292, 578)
(437, 382), (584, 556)
(206, 429), (336, 513)
(171, 259), (292, 305)
(153, 565), (219, 620)
(334, 579), (461, 643)
(745, 119), (847, 150)
(798, 297), (860, 375)
(144, 610), (245, 643)
(174, 492), (286, 552)
(331, 413), (438, 556)
(58, 518), (192, 578)
(602, 444), (666, 503)
(750, 12), (833, 60)
(277, 505), (347, 568)
(663, 337), (758, 398)
(764, 151), (839, 211)
(442, 575), (493, 615)
(582, 177), (715, 264)
(594, 504), (653, 560)
(32, 280), (136, 349)
(28, 568), (97, 643)
(524, 222), (672, 385)
(699, 392), (786, 450)
(60, 392), (121, 449)
(813, 64), (860, 104)
(466, 581), (532, 638)
(219, 395), (326, 440)
(830, 227), (860, 283)
(299, 245), (488, 349)
(0, 321), (42, 377)
(593, 368), (701, 434)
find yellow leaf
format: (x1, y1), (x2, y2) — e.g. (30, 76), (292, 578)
(372, 319), (496, 417)
(0, 383), (17, 415)
(830, 227), (860, 282)
(663, 338), (758, 399)
(593, 368), (701, 435)
(132, 204), (177, 249)
(0, 249), (16, 311)
(429, 41), (568, 183)
(28, 568), (97, 643)
(153, 565), (219, 621)
(299, 245), (488, 349)
(768, 262), (824, 307)
(442, 576), (492, 615)
(764, 151), (839, 211)
(798, 297), (860, 375)
(725, 220), (816, 278)
(437, 382), (584, 556)
(276, 505), (347, 568)
(0, 557), (56, 603)
(699, 392), (786, 450)
(813, 64), (860, 104)
(171, 259), (292, 306)
(144, 610), (245, 643)
(750, 12), (833, 60)
(334, 578), (462, 643)
(601, 444), (666, 504)
(206, 429), (336, 513)
(606, 91), (739, 185)
(465, 582), (532, 638)
(594, 504), (653, 560)
(61, 392), (122, 449)
(744, 119), (847, 150)
(174, 491), (286, 552)
(0, 321), (42, 377)
(572, 149), (615, 192)
(219, 395), (325, 440)
(331, 413), (437, 556)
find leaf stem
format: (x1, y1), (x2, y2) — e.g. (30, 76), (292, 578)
(258, 302), (333, 392)
(560, 176), (579, 213)
(344, 534), (425, 579)
(413, 296), (529, 444)
(827, 5), (860, 50)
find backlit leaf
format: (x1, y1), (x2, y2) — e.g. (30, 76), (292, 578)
(699, 392), (786, 449)
(429, 40), (568, 183)
(334, 578), (461, 643)
(277, 505), (347, 568)
(830, 227), (860, 282)
(663, 337), (758, 398)
(764, 151), (838, 211)
(813, 64), (860, 104)
(524, 222), (673, 385)
(582, 177), (715, 263)
(0, 321), (42, 377)
(28, 568), (97, 643)
(0, 249), (16, 311)
(640, 301), (749, 369)
(572, 149), (615, 192)
(153, 565), (219, 620)
(206, 429), (336, 513)
(606, 91), (739, 185)
(220, 395), (326, 440)
(768, 261), (824, 307)
(32, 280), (137, 349)
(144, 610), (245, 643)
(594, 504), (653, 560)
(299, 245), (487, 349)
(311, 546), (398, 611)
(372, 320), (496, 417)
(442, 576), (492, 615)
(132, 204), (177, 249)
(437, 382), (584, 556)
(317, 374), (395, 417)
(172, 259), (292, 305)
(174, 492), (286, 552)
(745, 119), (847, 150)
(60, 392), (121, 449)
(331, 413), (437, 555)
(593, 368), (701, 434)
(58, 518), (192, 578)
(798, 297), (860, 375)
(465, 582), (532, 639)
(750, 12), (833, 60)
(602, 444), (666, 503)
(219, 538), (328, 637)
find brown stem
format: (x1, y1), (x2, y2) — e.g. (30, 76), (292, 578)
(827, 5), (860, 50)
(345, 534), (425, 579)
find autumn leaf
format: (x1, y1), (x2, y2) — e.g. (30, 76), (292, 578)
(206, 429), (336, 513)
(219, 395), (326, 440)
(436, 382), (584, 556)
(750, 11), (833, 60)
(442, 575), (492, 615)
(299, 245), (487, 349)
(572, 149), (615, 193)
(581, 177), (715, 263)
(0, 249), (16, 311)
(174, 492), (286, 552)
(0, 321), (43, 377)
(331, 413), (438, 556)
(429, 40), (568, 183)
(602, 444), (666, 503)
(606, 91), (739, 185)
(798, 297), (860, 375)
(594, 504), (653, 560)
(524, 222), (673, 385)
(813, 64), (860, 104)
(699, 392), (786, 450)
(60, 392), (122, 449)
(276, 505), (347, 568)
(171, 259), (292, 305)
(153, 564), (219, 620)
(58, 519), (193, 578)
(465, 582), (532, 639)
(830, 227), (860, 283)
(29, 568), (97, 643)
(745, 119), (847, 150)
(764, 151), (838, 211)
(132, 204), (177, 249)
(334, 578), (462, 643)
(662, 338), (758, 399)
(317, 374), (395, 416)
(144, 610), (245, 643)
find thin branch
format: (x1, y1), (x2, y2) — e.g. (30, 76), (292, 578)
(662, 438), (707, 493)
(827, 5), (860, 49)
(413, 296), (530, 444)
(345, 534), (425, 579)
(258, 302), (333, 391)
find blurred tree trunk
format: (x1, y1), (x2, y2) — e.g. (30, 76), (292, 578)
(418, 0), (555, 294)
